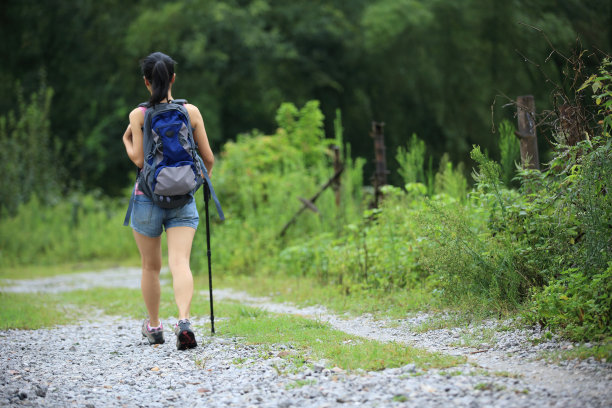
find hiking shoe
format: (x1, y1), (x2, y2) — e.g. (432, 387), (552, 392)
(142, 319), (165, 345)
(174, 319), (197, 350)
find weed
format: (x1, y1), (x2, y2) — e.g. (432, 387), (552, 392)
(392, 394), (409, 402)
(493, 371), (522, 379)
(285, 379), (316, 390)
(194, 356), (207, 369)
(439, 370), (463, 376)
(537, 342), (612, 363)
(474, 382), (506, 392)
(232, 357), (247, 366)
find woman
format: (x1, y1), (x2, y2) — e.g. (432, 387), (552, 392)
(122, 52), (214, 350)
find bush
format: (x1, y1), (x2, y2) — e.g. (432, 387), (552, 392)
(521, 136), (612, 340)
(191, 101), (365, 276)
(0, 83), (63, 216)
(497, 120), (520, 187)
(396, 133), (426, 185)
(528, 265), (612, 341)
(0, 193), (134, 267)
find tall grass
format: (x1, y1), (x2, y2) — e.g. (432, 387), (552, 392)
(396, 133), (426, 185)
(0, 82), (63, 216)
(0, 192), (135, 267)
(497, 120), (520, 187)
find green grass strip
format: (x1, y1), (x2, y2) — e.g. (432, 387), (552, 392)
(0, 292), (71, 330)
(216, 304), (463, 371)
(1, 287), (464, 372)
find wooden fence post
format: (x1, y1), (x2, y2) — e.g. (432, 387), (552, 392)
(515, 95), (540, 170)
(370, 121), (388, 207)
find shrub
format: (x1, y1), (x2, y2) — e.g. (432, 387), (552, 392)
(434, 153), (468, 202)
(191, 101), (365, 276)
(497, 120), (520, 187)
(396, 133), (426, 185)
(0, 192), (134, 267)
(0, 83), (63, 216)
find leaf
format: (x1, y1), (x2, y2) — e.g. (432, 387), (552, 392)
(592, 81), (602, 92)
(577, 75), (596, 92)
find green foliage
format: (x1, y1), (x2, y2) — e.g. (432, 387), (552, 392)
(521, 137), (611, 340)
(191, 101), (364, 277)
(396, 133), (426, 185)
(528, 265), (611, 341)
(434, 154), (468, 201)
(0, 83), (63, 215)
(415, 194), (524, 312)
(0, 193), (134, 267)
(498, 120), (520, 187)
(361, 0), (433, 51)
(3, 0), (609, 194)
(579, 58), (612, 137)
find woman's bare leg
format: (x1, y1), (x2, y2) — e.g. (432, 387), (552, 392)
(133, 230), (162, 326)
(166, 226), (196, 320)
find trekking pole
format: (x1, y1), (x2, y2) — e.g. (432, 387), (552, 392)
(203, 183), (215, 334)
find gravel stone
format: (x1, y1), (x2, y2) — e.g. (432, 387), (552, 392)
(1, 269), (611, 407)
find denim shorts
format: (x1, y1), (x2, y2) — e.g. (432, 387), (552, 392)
(130, 194), (199, 237)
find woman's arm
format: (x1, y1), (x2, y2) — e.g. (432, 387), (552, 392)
(127, 108), (145, 168)
(122, 125), (138, 165)
(186, 104), (214, 176)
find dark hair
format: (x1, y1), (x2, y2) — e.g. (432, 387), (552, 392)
(140, 52), (176, 105)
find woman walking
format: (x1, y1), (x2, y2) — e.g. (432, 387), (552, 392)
(122, 52), (215, 350)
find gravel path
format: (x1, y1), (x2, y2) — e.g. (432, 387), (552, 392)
(1, 267), (610, 407)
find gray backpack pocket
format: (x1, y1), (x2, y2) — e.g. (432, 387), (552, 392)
(153, 163), (197, 196)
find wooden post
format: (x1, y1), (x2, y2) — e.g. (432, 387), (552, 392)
(370, 121), (388, 207)
(515, 95), (540, 170)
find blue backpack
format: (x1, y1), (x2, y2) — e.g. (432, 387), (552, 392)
(124, 100), (224, 225)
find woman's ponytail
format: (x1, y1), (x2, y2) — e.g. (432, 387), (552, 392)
(140, 52), (176, 106)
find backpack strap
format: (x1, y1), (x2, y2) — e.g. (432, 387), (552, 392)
(123, 170), (140, 227)
(203, 171), (225, 221)
(137, 99), (188, 108)
(123, 188), (135, 227)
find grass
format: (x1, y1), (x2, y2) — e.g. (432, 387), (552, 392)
(0, 292), (72, 329)
(438, 370), (464, 376)
(448, 327), (498, 348)
(492, 371), (523, 379)
(216, 303), (465, 371)
(202, 272), (521, 332)
(285, 379), (317, 390)
(197, 272), (436, 319)
(0, 284), (465, 372)
(538, 342), (612, 363)
(474, 382), (507, 392)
